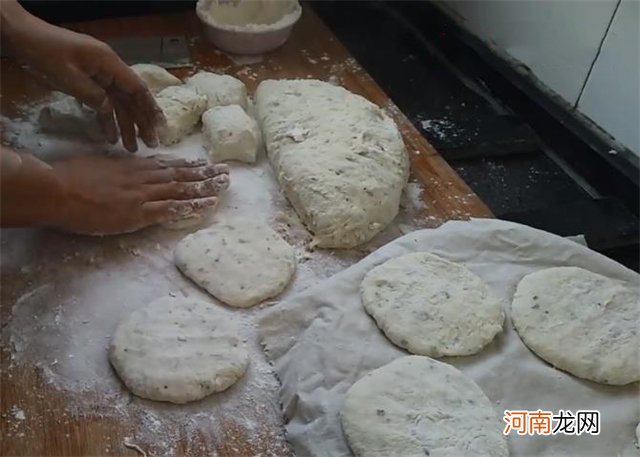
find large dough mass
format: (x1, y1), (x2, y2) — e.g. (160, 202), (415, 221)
(511, 266), (640, 385)
(174, 218), (296, 308)
(109, 297), (249, 403)
(341, 356), (508, 457)
(255, 79), (409, 248)
(361, 252), (504, 357)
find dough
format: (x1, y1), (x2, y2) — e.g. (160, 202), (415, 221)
(185, 72), (248, 110)
(361, 252), (504, 357)
(202, 105), (261, 163)
(130, 63), (182, 93)
(109, 296), (249, 404)
(155, 86), (207, 145)
(38, 94), (102, 140)
(341, 356), (508, 457)
(174, 218), (296, 308)
(511, 266), (640, 385)
(255, 79), (409, 248)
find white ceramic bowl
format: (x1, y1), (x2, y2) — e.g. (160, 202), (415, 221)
(196, 0), (302, 55)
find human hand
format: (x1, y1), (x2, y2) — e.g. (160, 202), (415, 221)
(49, 155), (229, 235)
(1, 1), (164, 152)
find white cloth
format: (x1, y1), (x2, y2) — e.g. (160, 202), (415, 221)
(258, 218), (640, 457)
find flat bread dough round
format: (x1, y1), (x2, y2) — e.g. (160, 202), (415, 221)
(109, 297), (249, 403)
(174, 218), (296, 308)
(511, 266), (640, 385)
(360, 252), (504, 357)
(341, 356), (508, 457)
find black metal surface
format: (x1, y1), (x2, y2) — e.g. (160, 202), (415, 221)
(313, 1), (639, 271)
(20, 1), (196, 24)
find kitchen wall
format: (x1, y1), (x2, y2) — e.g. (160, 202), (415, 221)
(437, 0), (639, 157)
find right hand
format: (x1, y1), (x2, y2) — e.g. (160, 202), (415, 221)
(49, 155), (229, 235)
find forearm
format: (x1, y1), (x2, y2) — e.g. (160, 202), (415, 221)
(0, 146), (65, 227)
(0, 0), (40, 55)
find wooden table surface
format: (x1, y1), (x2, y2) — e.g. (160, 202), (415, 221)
(0, 6), (492, 457)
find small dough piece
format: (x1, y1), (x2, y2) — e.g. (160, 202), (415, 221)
(130, 63), (182, 93)
(361, 252), (504, 357)
(38, 95), (102, 140)
(202, 105), (261, 163)
(511, 266), (640, 385)
(155, 86), (207, 145)
(109, 296), (249, 404)
(341, 356), (508, 457)
(174, 218), (296, 308)
(185, 72), (248, 110)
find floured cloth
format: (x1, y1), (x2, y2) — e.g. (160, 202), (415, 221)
(258, 218), (640, 457)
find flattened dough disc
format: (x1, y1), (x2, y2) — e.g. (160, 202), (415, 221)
(360, 252), (504, 357)
(511, 266), (640, 385)
(341, 356), (508, 457)
(174, 218), (296, 308)
(109, 297), (249, 403)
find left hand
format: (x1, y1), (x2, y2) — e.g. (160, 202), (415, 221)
(1, 0), (164, 152)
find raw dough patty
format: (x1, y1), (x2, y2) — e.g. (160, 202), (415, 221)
(109, 297), (249, 403)
(360, 252), (504, 357)
(174, 218), (296, 308)
(341, 356), (508, 457)
(511, 266), (640, 385)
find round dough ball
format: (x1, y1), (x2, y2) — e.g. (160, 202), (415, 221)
(511, 266), (640, 385)
(130, 63), (182, 93)
(186, 72), (247, 110)
(155, 86), (208, 145)
(360, 252), (504, 357)
(341, 356), (508, 457)
(202, 105), (261, 163)
(174, 218), (296, 308)
(109, 297), (249, 403)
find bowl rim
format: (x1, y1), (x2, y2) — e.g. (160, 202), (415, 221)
(196, 0), (302, 35)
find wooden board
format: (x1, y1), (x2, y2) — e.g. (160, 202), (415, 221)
(0, 6), (493, 457)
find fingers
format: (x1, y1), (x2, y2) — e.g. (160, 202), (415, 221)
(66, 69), (119, 144)
(142, 163), (230, 183)
(142, 197), (218, 226)
(97, 110), (118, 144)
(106, 58), (165, 145)
(144, 174), (230, 201)
(112, 95), (137, 152)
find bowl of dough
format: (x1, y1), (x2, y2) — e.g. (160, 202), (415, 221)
(196, 0), (302, 55)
